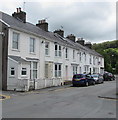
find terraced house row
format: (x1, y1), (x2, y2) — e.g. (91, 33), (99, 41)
(0, 8), (104, 91)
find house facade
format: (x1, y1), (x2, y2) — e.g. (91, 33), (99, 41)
(1, 8), (104, 91)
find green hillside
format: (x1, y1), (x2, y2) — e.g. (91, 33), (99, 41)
(92, 40), (118, 74)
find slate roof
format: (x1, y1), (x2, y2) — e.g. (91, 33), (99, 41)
(9, 55), (29, 63)
(1, 11), (103, 57)
(26, 57), (39, 61)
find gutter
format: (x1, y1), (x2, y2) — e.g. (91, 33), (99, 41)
(0, 19), (10, 28)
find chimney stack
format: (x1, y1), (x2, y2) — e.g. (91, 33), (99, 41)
(36, 19), (48, 32)
(66, 34), (76, 42)
(85, 42), (92, 49)
(12, 7), (26, 23)
(54, 29), (64, 37)
(76, 38), (85, 46)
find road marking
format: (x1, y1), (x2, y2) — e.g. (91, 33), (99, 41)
(19, 86), (73, 95)
(0, 94), (11, 101)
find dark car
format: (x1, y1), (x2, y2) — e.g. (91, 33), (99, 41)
(72, 74), (95, 87)
(103, 72), (115, 81)
(91, 74), (104, 84)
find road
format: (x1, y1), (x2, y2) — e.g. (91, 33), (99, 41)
(2, 79), (117, 118)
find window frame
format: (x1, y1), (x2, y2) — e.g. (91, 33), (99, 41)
(55, 64), (62, 77)
(73, 66), (78, 75)
(55, 44), (62, 57)
(21, 68), (27, 76)
(65, 48), (68, 59)
(73, 50), (75, 60)
(30, 37), (35, 53)
(90, 55), (92, 64)
(12, 32), (19, 50)
(30, 62), (38, 79)
(10, 67), (15, 76)
(79, 52), (82, 62)
(45, 42), (49, 56)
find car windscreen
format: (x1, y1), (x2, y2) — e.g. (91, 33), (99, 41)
(73, 74), (84, 79)
(91, 75), (98, 78)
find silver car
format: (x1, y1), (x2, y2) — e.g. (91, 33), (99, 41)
(91, 74), (104, 84)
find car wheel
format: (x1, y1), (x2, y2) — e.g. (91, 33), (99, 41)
(85, 82), (89, 86)
(93, 81), (95, 85)
(73, 84), (76, 87)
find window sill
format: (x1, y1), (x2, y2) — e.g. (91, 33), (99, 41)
(21, 76), (28, 78)
(12, 49), (20, 52)
(65, 58), (69, 60)
(45, 55), (50, 57)
(55, 56), (62, 58)
(9, 76), (15, 78)
(73, 59), (76, 62)
(29, 52), (36, 55)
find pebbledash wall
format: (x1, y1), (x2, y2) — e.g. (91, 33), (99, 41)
(1, 8), (104, 91)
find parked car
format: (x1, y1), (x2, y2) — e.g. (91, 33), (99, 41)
(91, 74), (104, 84)
(72, 74), (95, 87)
(103, 72), (115, 81)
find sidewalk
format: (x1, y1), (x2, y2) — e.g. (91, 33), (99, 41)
(2, 84), (72, 95)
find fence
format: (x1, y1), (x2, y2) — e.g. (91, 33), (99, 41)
(17, 78), (63, 91)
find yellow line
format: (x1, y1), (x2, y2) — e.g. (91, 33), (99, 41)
(0, 94), (11, 101)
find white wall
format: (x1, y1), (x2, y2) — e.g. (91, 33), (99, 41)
(8, 28), (104, 85)
(7, 58), (18, 90)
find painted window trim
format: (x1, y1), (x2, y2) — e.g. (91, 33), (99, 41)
(45, 42), (50, 56)
(12, 32), (20, 51)
(10, 67), (15, 76)
(21, 68), (27, 76)
(29, 37), (36, 53)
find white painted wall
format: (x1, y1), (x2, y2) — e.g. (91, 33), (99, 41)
(7, 58), (18, 90)
(7, 27), (104, 89)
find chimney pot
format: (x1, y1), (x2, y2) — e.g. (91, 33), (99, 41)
(17, 8), (19, 13)
(76, 38), (85, 46)
(12, 8), (26, 23)
(66, 34), (76, 42)
(54, 29), (64, 37)
(36, 19), (48, 32)
(19, 7), (21, 12)
(85, 42), (92, 49)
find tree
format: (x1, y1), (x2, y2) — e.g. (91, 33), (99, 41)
(115, 62), (118, 74)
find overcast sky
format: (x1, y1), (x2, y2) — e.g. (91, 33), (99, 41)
(0, 0), (116, 43)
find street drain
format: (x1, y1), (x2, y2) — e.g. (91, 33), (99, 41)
(98, 96), (118, 100)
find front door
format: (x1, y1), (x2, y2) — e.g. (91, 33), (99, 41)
(65, 65), (68, 80)
(45, 62), (53, 78)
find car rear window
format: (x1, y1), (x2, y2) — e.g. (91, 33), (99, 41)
(73, 74), (84, 79)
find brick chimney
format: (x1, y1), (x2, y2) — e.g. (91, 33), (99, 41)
(54, 29), (64, 37)
(36, 19), (48, 32)
(85, 42), (92, 49)
(76, 38), (85, 46)
(12, 7), (26, 23)
(66, 34), (76, 42)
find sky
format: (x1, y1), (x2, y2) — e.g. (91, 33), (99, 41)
(0, 0), (117, 43)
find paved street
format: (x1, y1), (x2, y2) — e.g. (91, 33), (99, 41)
(2, 78), (117, 118)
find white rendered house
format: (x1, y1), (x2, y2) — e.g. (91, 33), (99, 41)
(1, 8), (104, 91)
